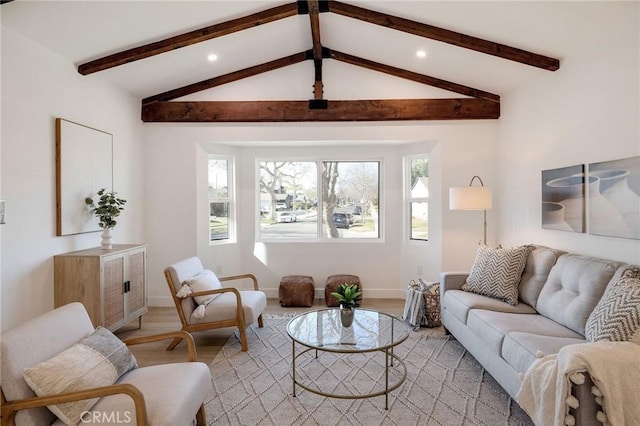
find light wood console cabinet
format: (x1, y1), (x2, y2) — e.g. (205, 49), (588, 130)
(54, 244), (148, 331)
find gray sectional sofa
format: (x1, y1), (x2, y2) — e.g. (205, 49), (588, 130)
(440, 245), (637, 425)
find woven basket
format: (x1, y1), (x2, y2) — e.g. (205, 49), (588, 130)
(403, 280), (441, 329)
(422, 287), (441, 328)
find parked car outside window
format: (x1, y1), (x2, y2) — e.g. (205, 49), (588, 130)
(277, 212), (297, 223)
(333, 212), (350, 229)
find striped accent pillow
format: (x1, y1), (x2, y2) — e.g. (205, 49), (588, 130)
(585, 268), (640, 343)
(464, 245), (532, 305)
(23, 327), (137, 425)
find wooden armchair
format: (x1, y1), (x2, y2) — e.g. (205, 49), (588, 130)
(164, 257), (266, 352)
(0, 302), (212, 426)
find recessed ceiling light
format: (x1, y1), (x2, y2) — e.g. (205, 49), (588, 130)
(207, 54), (218, 62)
(416, 50), (427, 59)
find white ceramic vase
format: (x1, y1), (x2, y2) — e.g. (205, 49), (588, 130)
(339, 305), (355, 327)
(101, 228), (113, 249)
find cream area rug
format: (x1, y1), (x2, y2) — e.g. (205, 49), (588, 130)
(205, 315), (533, 426)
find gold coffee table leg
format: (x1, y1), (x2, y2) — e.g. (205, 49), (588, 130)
(292, 340), (296, 397)
(385, 349), (389, 410)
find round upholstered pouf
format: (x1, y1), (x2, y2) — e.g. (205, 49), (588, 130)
(279, 275), (315, 307)
(325, 274), (362, 307)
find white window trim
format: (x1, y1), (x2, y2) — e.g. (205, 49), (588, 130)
(405, 154), (429, 243)
(209, 155), (235, 244)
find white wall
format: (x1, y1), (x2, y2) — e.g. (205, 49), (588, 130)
(0, 28), (145, 331)
(143, 122), (498, 306)
(4, 1), (638, 331)
(497, 2), (640, 265)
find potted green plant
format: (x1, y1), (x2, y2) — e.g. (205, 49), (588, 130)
(331, 283), (362, 327)
(85, 188), (126, 249)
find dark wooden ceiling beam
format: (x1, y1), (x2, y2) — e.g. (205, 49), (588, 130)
(329, 1), (559, 71)
(331, 50), (499, 102)
(142, 52), (308, 105)
(78, 3), (299, 75)
(307, 0), (325, 100)
(307, 1), (323, 61)
(141, 98), (499, 122)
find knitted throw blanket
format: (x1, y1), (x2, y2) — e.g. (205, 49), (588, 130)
(516, 341), (640, 426)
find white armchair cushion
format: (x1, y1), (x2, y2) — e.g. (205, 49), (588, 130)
(22, 326), (137, 425)
(82, 362), (213, 426)
(190, 290), (267, 325)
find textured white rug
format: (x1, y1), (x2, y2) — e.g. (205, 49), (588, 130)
(205, 315), (533, 425)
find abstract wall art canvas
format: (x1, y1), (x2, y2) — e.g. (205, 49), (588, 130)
(541, 165), (585, 233)
(588, 156), (640, 240)
(56, 118), (113, 236)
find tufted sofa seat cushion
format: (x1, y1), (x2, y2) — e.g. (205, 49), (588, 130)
(443, 289), (536, 325)
(502, 332), (585, 376)
(536, 254), (627, 335)
(466, 310), (583, 356)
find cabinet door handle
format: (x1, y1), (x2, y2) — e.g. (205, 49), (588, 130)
(124, 281), (131, 293)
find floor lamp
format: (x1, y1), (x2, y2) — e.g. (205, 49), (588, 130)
(449, 175), (492, 245)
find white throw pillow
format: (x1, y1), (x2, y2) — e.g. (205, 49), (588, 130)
(464, 244), (532, 305)
(184, 269), (222, 306)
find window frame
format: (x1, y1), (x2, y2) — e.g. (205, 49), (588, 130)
(256, 158), (383, 243)
(406, 154), (429, 242)
(208, 155), (235, 244)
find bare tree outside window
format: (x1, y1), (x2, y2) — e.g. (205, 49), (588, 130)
(258, 160), (380, 240)
(322, 161), (340, 238)
(322, 161), (379, 239)
(259, 161), (318, 239)
(260, 162), (291, 221)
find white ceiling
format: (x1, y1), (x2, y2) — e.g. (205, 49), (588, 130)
(2, 1), (598, 102)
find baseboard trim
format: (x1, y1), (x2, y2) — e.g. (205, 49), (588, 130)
(149, 288), (408, 307)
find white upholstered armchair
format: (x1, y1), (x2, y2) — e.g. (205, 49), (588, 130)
(0, 302), (213, 425)
(164, 256), (266, 352)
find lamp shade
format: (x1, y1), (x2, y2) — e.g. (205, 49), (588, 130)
(449, 186), (492, 210)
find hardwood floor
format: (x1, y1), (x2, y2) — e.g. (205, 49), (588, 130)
(116, 298), (406, 367)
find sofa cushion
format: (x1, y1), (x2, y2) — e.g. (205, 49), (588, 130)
(464, 244), (532, 305)
(467, 310), (584, 357)
(22, 326), (137, 425)
(502, 332), (585, 376)
(585, 268), (640, 343)
(443, 290), (536, 325)
(518, 246), (565, 308)
(189, 290), (267, 325)
(536, 254), (626, 335)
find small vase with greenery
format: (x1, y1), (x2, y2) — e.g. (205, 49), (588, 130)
(85, 188), (126, 249)
(331, 283), (362, 327)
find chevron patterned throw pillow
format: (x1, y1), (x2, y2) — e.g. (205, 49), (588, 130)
(585, 267), (640, 343)
(464, 244), (532, 305)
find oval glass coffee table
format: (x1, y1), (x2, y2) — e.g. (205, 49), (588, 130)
(286, 308), (410, 409)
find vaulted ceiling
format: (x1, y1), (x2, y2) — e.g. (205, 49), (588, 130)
(2, 1), (567, 123)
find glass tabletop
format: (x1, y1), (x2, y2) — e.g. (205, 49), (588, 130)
(286, 308), (410, 352)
